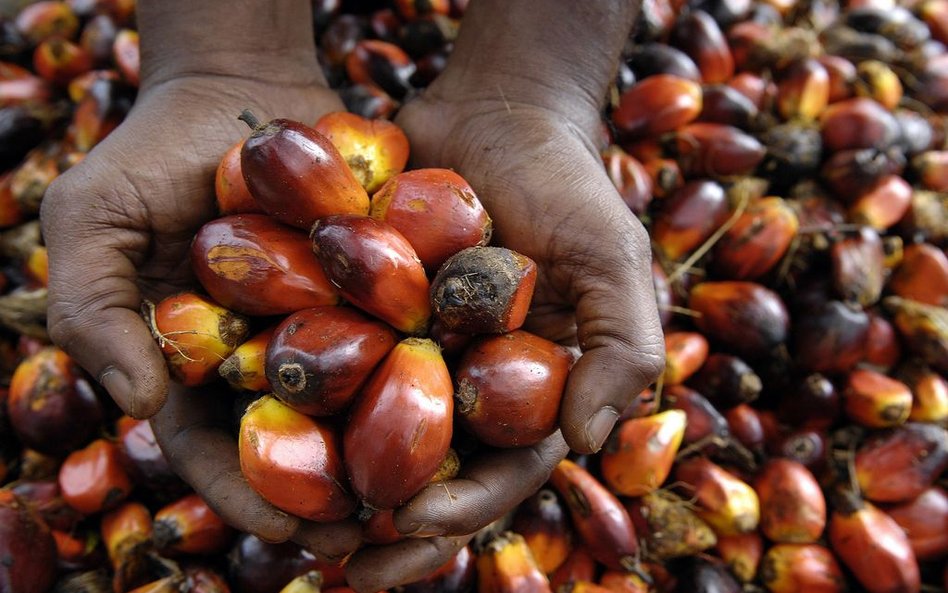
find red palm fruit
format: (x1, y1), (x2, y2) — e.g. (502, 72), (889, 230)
(191, 214), (340, 316)
(674, 457), (760, 536)
(716, 533), (763, 583)
(228, 534), (345, 593)
(511, 489), (572, 574)
(153, 493), (234, 555)
(760, 544), (845, 593)
(843, 368), (912, 428)
(776, 57), (830, 121)
(818, 55), (856, 103)
(689, 281), (789, 359)
(602, 146), (653, 215)
(401, 545), (475, 593)
(430, 247), (536, 335)
(726, 404), (765, 453)
(601, 410), (686, 496)
(15, 1), (79, 44)
(215, 139), (262, 215)
(428, 319), (473, 358)
(549, 546), (597, 590)
(626, 490), (717, 560)
(611, 74), (702, 139)
(370, 169), (491, 271)
(361, 509), (403, 545)
(344, 338), (453, 509)
(59, 438), (132, 515)
(265, 306), (396, 416)
(778, 374), (839, 429)
(913, 150), (948, 192)
(52, 528), (101, 571)
(598, 570), (650, 593)
(0, 490), (57, 593)
(828, 493), (920, 593)
(652, 179), (729, 261)
(239, 395), (354, 521)
(712, 196), (798, 280)
(219, 325), (276, 393)
(854, 423), (948, 503)
(889, 243), (948, 308)
(0, 63), (50, 108)
(70, 77), (134, 152)
(101, 501), (153, 592)
(455, 330), (570, 448)
(690, 353), (762, 409)
(754, 459), (825, 543)
(112, 29), (138, 86)
(907, 369), (948, 422)
(671, 11), (734, 84)
(146, 292), (250, 386)
(239, 112), (369, 229)
(849, 175), (913, 231)
(476, 532), (552, 593)
(663, 331), (708, 385)
(819, 98), (900, 152)
(697, 84), (758, 129)
(830, 226), (885, 306)
(863, 312), (901, 372)
(641, 156), (683, 200)
(884, 486), (948, 560)
(115, 416), (187, 499)
(884, 297), (948, 373)
(770, 429), (830, 476)
(664, 123), (765, 178)
(792, 300), (870, 374)
(8, 346), (102, 455)
(666, 385), (729, 449)
(32, 38), (92, 85)
(854, 60), (901, 111)
(9, 480), (81, 532)
(312, 214), (430, 335)
(339, 84), (398, 120)
(313, 111), (409, 194)
(345, 39), (415, 101)
(549, 459), (639, 570)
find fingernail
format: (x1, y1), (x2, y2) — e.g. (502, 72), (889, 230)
(99, 366), (135, 414)
(584, 407), (619, 453)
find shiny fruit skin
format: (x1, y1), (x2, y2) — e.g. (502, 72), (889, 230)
(511, 489), (572, 574)
(652, 179), (729, 261)
(854, 422), (948, 503)
(454, 330), (571, 448)
(238, 395), (355, 522)
(888, 243), (948, 307)
(716, 533), (763, 583)
(240, 116), (369, 229)
(674, 457), (760, 536)
(754, 459), (826, 543)
(369, 168), (491, 271)
(312, 214), (431, 335)
(664, 123), (765, 178)
(0, 490), (57, 593)
(476, 531), (552, 593)
(612, 74), (703, 139)
(843, 368), (913, 429)
(58, 438), (133, 515)
(689, 281), (789, 359)
(884, 486), (948, 560)
(265, 306), (397, 416)
(712, 196), (799, 280)
(314, 111), (410, 193)
(819, 97), (900, 152)
(219, 325), (276, 393)
(600, 410), (686, 497)
(663, 331), (708, 385)
(344, 338), (453, 509)
(760, 544), (845, 593)
(215, 139), (262, 215)
(190, 214), (340, 316)
(153, 493), (234, 555)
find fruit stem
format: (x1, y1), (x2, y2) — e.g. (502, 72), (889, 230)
(238, 109), (261, 130)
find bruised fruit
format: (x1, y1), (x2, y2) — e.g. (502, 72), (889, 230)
(454, 330), (571, 448)
(314, 111), (409, 193)
(239, 395), (355, 522)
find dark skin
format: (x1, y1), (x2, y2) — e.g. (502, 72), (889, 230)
(40, 1), (664, 590)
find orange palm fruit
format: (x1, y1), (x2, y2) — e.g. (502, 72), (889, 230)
(101, 501), (154, 592)
(760, 544), (845, 593)
(239, 111), (369, 229)
(674, 457), (760, 536)
(828, 493), (920, 593)
(830, 226), (885, 306)
(849, 174), (913, 231)
(549, 546), (597, 590)
(218, 325), (276, 393)
(153, 493), (234, 556)
(712, 196), (799, 280)
(145, 292), (249, 386)
(818, 55), (856, 103)
(854, 60), (902, 111)
(662, 331), (708, 385)
(726, 404), (765, 453)
(70, 77), (134, 152)
(344, 338), (453, 509)
(626, 489), (717, 560)
(370, 169), (491, 272)
(58, 438), (132, 515)
(640, 156), (682, 200)
(32, 37), (92, 85)
(191, 214), (340, 316)
(602, 146), (653, 215)
(888, 243), (948, 308)
(8, 346), (102, 455)
(854, 422), (948, 503)
(549, 459), (640, 571)
(15, 1), (79, 43)
(361, 509), (403, 545)
(52, 528), (100, 571)
(511, 489), (572, 574)
(912, 150), (948, 192)
(314, 111), (409, 193)
(476, 532), (552, 593)
(665, 385), (729, 450)
(265, 306), (396, 416)
(9, 144), (60, 215)
(820, 97), (901, 153)
(431, 247), (536, 335)
(843, 368), (913, 428)
(884, 297), (948, 373)
(727, 71), (775, 110)
(278, 571), (323, 593)
(754, 459), (826, 543)
(401, 545), (475, 593)
(600, 410), (686, 496)
(345, 39), (415, 101)
(863, 311), (902, 372)
(454, 330), (571, 448)
(215, 139), (262, 215)
(906, 368), (948, 423)
(0, 490), (57, 593)
(112, 28), (138, 86)
(312, 214), (431, 335)
(611, 74), (702, 139)
(689, 281), (789, 359)
(664, 123), (765, 178)
(598, 570), (650, 593)
(670, 10), (733, 83)
(884, 486), (948, 561)
(559, 582), (612, 593)
(238, 395), (355, 521)
(776, 57), (830, 121)
(716, 533), (763, 583)
(652, 179), (729, 261)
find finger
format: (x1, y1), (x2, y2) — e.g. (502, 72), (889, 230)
(393, 432), (568, 537)
(150, 384), (300, 543)
(42, 181), (169, 419)
(345, 534), (475, 593)
(291, 519), (362, 564)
